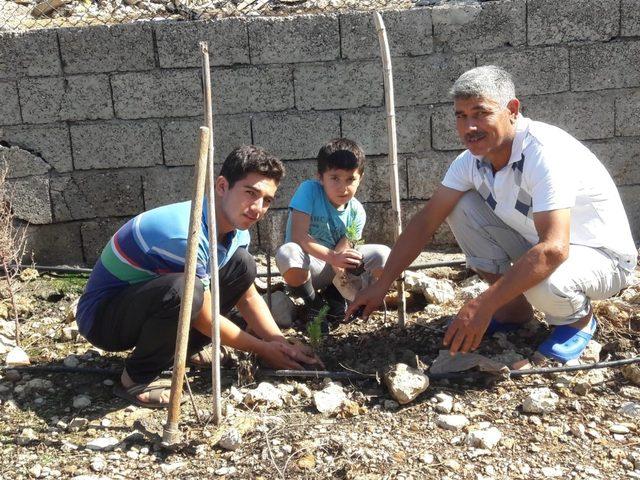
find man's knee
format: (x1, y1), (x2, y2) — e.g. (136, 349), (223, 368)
(523, 275), (586, 324)
(275, 242), (305, 274)
(363, 244), (391, 270)
(162, 273), (205, 321)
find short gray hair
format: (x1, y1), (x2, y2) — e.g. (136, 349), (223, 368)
(450, 66), (515, 107)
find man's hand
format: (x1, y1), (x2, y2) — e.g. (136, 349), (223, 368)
(258, 340), (323, 370)
(443, 298), (493, 355)
(330, 249), (363, 269)
(287, 338), (325, 368)
(345, 280), (389, 321)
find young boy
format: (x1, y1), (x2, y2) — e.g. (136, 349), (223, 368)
(275, 138), (390, 328)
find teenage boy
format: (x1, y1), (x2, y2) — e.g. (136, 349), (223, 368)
(275, 138), (390, 327)
(76, 146), (320, 408)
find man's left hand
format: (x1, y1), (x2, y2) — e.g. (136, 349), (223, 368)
(281, 337), (325, 368)
(443, 298), (493, 355)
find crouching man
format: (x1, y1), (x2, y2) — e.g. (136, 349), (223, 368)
(76, 146), (320, 407)
(348, 66), (637, 362)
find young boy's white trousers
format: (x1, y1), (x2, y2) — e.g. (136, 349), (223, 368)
(447, 191), (635, 325)
(275, 242), (390, 300)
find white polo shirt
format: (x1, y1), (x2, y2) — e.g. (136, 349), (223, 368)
(442, 115), (637, 272)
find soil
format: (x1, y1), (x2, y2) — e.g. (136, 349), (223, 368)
(1, 249), (640, 480)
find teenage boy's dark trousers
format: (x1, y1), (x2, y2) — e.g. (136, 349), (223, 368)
(86, 248), (256, 383)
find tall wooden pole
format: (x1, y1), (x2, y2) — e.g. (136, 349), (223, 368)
(162, 126), (210, 445)
(374, 12), (407, 327)
(200, 42), (223, 426)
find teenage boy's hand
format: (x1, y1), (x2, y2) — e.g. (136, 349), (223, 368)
(330, 249), (363, 269)
(258, 340), (323, 370)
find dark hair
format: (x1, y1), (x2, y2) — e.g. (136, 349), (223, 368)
(220, 145), (284, 188)
(317, 138), (365, 175)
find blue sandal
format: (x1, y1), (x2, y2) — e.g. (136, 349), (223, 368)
(537, 315), (597, 363)
(485, 318), (525, 336)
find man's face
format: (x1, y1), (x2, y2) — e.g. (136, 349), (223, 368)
(454, 96), (519, 161)
(318, 168), (362, 208)
(216, 172), (277, 231)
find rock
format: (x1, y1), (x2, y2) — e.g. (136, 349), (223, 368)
(62, 325), (79, 341)
(434, 392), (453, 413)
(458, 276), (488, 300)
(313, 383), (347, 415)
(73, 395), (92, 409)
(6, 346), (30, 366)
(243, 382), (283, 408)
(295, 383), (312, 399)
(16, 427), (38, 445)
(214, 466), (236, 476)
(419, 452), (434, 464)
(160, 462), (186, 475)
(466, 427), (502, 449)
(19, 268), (39, 282)
(436, 414), (469, 431)
(623, 364), (640, 386)
(64, 355), (80, 368)
(25, 378), (53, 392)
(297, 453), (316, 469)
(218, 428), (242, 451)
(86, 437), (119, 451)
(228, 386), (244, 404)
(540, 466), (564, 477)
(68, 417), (89, 430)
(29, 464), (42, 478)
(383, 363), (429, 405)
(383, 399), (399, 410)
(609, 424), (630, 434)
(66, 298), (80, 324)
(4, 369), (21, 382)
(581, 340), (602, 363)
(522, 388), (559, 414)
(90, 456), (106, 472)
(263, 291), (295, 328)
(405, 271), (455, 304)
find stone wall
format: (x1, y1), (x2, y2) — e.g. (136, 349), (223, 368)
(1, 0), (639, 265)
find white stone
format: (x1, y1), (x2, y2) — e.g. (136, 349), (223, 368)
(609, 424), (630, 434)
(67, 417), (89, 430)
(160, 462), (186, 475)
(29, 464), (42, 478)
(243, 382), (283, 408)
(522, 388), (559, 414)
(6, 346), (30, 366)
(63, 355), (80, 368)
(581, 340), (602, 363)
(419, 452), (434, 464)
(214, 466), (236, 476)
(540, 466), (564, 477)
(73, 395), (92, 409)
(383, 363), (429, 405)
(62, 325), (79, 341)
(16, 428), (37, 445)
(405, 271), (455, 304)
(434, 392), (454, 413)
(263, 291), (296, 328)
(458, 276), (489, 300)
(295, 383), (312, 398)
(86, 437), (119, 451)
(313, 383), (347, 415)
(466, 427), (502, 449)
(218, 428), (242, 451)
(436, 414), (469, 431)
(90, 457), (106, 472)
(619, 402), (640, 418)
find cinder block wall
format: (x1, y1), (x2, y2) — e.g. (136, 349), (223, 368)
(1, 0), (639, 265)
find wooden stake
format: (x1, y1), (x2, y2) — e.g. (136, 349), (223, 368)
(162, 126), (210, 446)
(373, 12), (407, 328)
(200, 41), (223, 426)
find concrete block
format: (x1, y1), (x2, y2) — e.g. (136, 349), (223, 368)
(0, 145), (50, 178)
(19, 75), (113, 124)
(0, 123), (73, 173)
(58, 23), (155, 74)
(571, 41), (640, 91)
(294, 61), (383, 111)
(340, 9), (433, 60)
(585, 138), (640, 186)
(256, 208), (288, 252)
(357, 156), (408, 204)
(527, 0), (619, 46)
(162, 115), (252, 167)
(272, 159), (316, 209)
(211, 65), (294, 114)
(521, 92), (614, 140)
(26, 223), (84, 266)
(142, 166), (194, 210)
(431, 104), (464, 151)
(477, 46), (569, 96)
(156, 18), (249, 68)
(252, 111), (340, 160)
(81, 217), (129, 264)
(407, 151), (456, 199)
(0, 81), (21, 125)
(432, 0), (525, 52)
(50, 170), (143, 221)
(340, 107), (432, 156)
(615, 90), (640, 136)
(394, 54), (475, 107)
(6, 175), (51, 224)
(622, 0), (640, 36)
(249, 14), (339, 64)
(111, 69), (202, 119)
(0, 30), (61, 79)
(71, 121), (162, 170)
(619, 185), (640, 242)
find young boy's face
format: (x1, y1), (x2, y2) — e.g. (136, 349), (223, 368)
(318, 168), (361, 208)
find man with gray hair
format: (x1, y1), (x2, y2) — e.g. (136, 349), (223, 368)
(348, 65), (637, 363)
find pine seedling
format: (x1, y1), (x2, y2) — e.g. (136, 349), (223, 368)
(345, 222), (363, 248)
(307, 304), (329, 349)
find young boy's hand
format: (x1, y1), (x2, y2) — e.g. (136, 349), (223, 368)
(330, 248), (363, 269)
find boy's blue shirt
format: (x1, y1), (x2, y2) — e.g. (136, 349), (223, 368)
(285, 179), (366, 248)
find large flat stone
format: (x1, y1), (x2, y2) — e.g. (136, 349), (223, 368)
(527, 0), (619, 45)
(0, 30), (61, 79)
(615, 90), (640, 136)
(340, 9), (433, 60)
(521, 92), (615, 140)
(0, 81), (21, 125)
(211, 65), (294, 114)
(26, 222), (84, 266)
(407, 151), (457, 200)
(111, 69), (202, 119)
(81, 217), (129, 264)
(0, 123), (72, 173)
(356, 155), (408, 203)
(58, 23), (155, 74)
(340, 107), (432, 156)
(571, 41), (640, 91)
(142, 166), (194, 210)
(50, 170), (143, 221)
(585, 137), (640, 186)
(70, 121), (162, 170)
(622, 0), (640, 36)
(156, 18), (249, 68)
(273, 159), (315, 209)
(294, 61), (382, 111)
(248, 15), (339, 64)
(619, 185), (640, 242)
(6, 175), (52, 224)
(393, 54), (475, 106)
(252, 111), (340, 160)
(161, 115), (252, 167)
(0, 145), (50, 178)
(432, 0), (525, 52)
(431, 104), (464, 151)
(19, 75), (113, 124)
(477, 46), (569, 96)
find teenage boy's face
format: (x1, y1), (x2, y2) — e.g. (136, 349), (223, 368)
(216, 172), (277, 231)
(319, 168), (361, 208)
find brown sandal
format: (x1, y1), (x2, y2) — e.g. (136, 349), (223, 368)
(113, 378), (184, 409)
